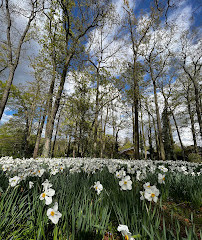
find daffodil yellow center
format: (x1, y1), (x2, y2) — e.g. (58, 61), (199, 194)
(50, 211), (55, 216)
(125, 235), (129, 240)
(124, 181), (127, 185)
(96, 186), (98, 190)
(151, 193), (155, 198)
(42, 193), (46, 198)
(163, 177), (165, 180)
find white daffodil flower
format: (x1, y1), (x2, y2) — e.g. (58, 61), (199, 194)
(116, 169), (126, 179)
(40, 187), (55, 205)
(119, 175), (132, 190)
(158, 165), (168, 173)
(117, 224), (129, 233)
(136, 170), (146, 181)
(127, 165), (135, 174)
(36, 168), (45, 177)
(117, 224), (134, 240)
(50, 167), (59, 175)
(29, 181), (34, 189)
(2, 164), (9, 172)
(143, 182), (151, 189)
(144, 185), (160, 203)
(47, 202), (62, 224)
(9, 176), (21, 187)
(94, 181), (103, 195)
(42, 179), (53, 190)
(158, 173), (165, 184)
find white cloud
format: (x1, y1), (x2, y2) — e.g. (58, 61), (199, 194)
(168, 5), (192, 31)
(112, 0), (136, 20)
(175, 126), (201, 147)
(64, 72), (76, 96)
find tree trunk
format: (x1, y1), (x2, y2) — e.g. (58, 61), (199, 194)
(93, 70), (100, 157)
(192, 79), (202, 139)
(132, 105), (135, 158)
(51, 109), (62, 157)
(168, 116), (176, 160)
(111, 108), (116, 159)
(146, 102), (154, 159)
(161, 88), (185, 160)
(133, 61), (140, 159)
(42, 56), (57, 157)
(24, 111), (29, 157)
(42, 54), (72, 157)
(148, 112), (153, 160)
(170, 109), (185, 160)
(152, 115), (160, 160)
(182, 64), (202, 139)
(100, 110), (103, 158)
(33, 106), (47, 158)
(115, 129), (119, 157)
(187, 89), (198, 153)
(0, 0), (35, 120)
(0, 67), (16, 119)
(73, 122), (78, 158)
(101, 107), (108, 158)
(28, 82), (40, 139)
(140, 106), (147, 160)
(152, 79), (165, 160)
(65, 135), (71, 157)
(134, 96), (140, 159)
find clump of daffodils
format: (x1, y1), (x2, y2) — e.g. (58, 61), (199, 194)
(47, 202), (62, 224)
(158, 165), (168, 173)
(116, 168), (126, 179)
(140, 183), (160, 203)
(119, 175), (132, 191)
(136, 170), (146, 181)
(40, 180), (55, 205)
(94, 181), (103, 195)
(117, 224), (134, 240)
(9, 176), (21, 187)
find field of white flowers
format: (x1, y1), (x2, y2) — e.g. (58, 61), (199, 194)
(0, 157), (201, 240)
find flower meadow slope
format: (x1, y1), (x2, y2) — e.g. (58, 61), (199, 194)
(0, 157), (201, 239)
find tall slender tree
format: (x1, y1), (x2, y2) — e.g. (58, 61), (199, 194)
(0, 0), (43, 119)
(42, 0), (111, 157)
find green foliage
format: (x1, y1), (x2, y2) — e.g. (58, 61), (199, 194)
(188, 153), (201, 163)
(119, 138), (133, 152)
(0, 186), (35, 239)
(0, 119), (36, 158)
(174, 145), (184, 160)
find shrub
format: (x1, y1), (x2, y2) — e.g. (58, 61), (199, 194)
(188, 153), (201, 163)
